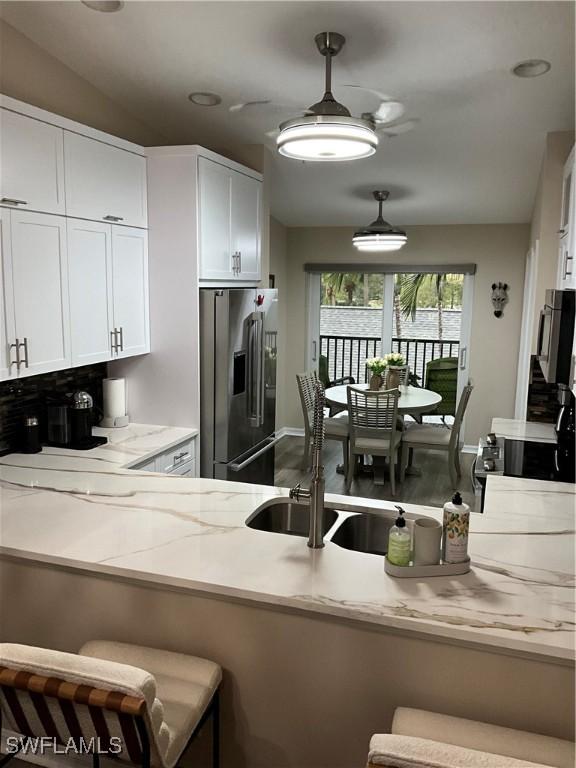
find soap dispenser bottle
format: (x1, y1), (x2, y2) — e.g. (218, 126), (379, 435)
(442, 491), (470, 564)
(387, 506), (411, 566)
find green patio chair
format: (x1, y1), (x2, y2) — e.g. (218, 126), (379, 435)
(424, 356), (458, 417)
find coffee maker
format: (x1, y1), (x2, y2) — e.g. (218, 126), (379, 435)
(46, 391), (107, 450)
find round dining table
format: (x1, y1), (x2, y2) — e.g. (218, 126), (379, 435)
(324, 384), (443, 484)
(325, 384), (442, 415)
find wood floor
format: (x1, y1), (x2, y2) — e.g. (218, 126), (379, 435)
(275, 434), (476, 509)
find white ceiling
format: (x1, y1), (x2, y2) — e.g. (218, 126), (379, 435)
(1, 1), (574, 226)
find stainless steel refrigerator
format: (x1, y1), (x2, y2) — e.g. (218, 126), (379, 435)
(200, 288), (278, 484)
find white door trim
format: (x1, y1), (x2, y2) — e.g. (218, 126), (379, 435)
(515, 241), (539, 419)
(305, 272), (321, 371)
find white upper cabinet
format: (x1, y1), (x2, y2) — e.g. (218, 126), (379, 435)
(64, 132), (147, 228)
(3, 211), (71, 377)
(231, 171), (261, 282)
(0, 109), (65, 215)
(198, 155), (262, 283)
(0, 210), (15, 380)
(111, 226), (150, 358)
(557, 145), (575, 290)
(68, 219), (114, 366)
(198, 157), (233, 280)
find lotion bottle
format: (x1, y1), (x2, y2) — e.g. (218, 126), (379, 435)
(442, 491), (470, 563)
(387, 506), (411, 566)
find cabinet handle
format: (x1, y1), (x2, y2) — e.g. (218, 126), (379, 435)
(111, 329), (118, 353)
(1, 198), (27, 206)
(238, 251), (242, 273)
(9, 338), (21, 370)
(19, 338), (29, 369)
(564, 254), (574, 279)
(118, 326), (124, 352)
(232, 252), (237, 275)
(103, 215), (124, 222)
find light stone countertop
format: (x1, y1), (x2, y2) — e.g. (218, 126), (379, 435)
(491, 417), (557, 444)
(0, 423), (574, 666)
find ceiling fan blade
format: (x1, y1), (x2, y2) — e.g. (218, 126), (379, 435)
(378, 119), (419, 136)
(229, 99), (272, 113)
(372, 100), (405, 124)
(342, 84), (395, 102)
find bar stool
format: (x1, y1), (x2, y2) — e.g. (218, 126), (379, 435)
(367, 707), (574, 768)
(0, 641), (221, 768)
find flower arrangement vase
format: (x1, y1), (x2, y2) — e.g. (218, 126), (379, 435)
(387, 367), (401, 390)
(369, 373), (383, 391)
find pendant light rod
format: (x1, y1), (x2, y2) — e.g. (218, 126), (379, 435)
(373, 190), (390, 223)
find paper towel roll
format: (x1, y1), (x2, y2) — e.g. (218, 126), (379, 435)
(103, 378), (127, 420)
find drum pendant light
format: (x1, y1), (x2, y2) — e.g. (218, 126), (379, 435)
(352, 191), (407, 252)
(277, 33), (378, 162)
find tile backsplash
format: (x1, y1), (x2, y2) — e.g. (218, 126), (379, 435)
(0, 364), (107, 455)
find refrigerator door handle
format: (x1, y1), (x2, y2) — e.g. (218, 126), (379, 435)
(228, 436), (280, 472)
(247, 312), (261, 427)
(256, 314), (264, 427)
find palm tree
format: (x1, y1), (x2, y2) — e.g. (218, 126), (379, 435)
(399, 273), (447, 339)
(323, 272), (360, 306)
(393, 275), (403, 336)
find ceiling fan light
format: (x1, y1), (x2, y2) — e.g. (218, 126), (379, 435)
(277, 118), (378, 161)
(353, 233), (407, 253)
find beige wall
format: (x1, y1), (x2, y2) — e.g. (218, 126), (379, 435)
(1, 559), (573, 768)
(530, 131), (575, 350)
(281, 225), (529, 445)
(269, 217), (289, 428)
(0, 19), (165, 146)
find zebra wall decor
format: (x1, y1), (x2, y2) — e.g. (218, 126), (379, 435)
(491, 282), (509, 318)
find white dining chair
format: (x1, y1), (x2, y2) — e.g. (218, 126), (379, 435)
(296, 372), (349, 474)
(400, 384), (473, 488)
(346, 386), (402, 496)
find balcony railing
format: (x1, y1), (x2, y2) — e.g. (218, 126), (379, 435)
(320, 335), (460, 386)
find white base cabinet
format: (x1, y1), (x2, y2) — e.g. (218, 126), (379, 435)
(1, 209), (71, 377)
(130, 437), (197, 477)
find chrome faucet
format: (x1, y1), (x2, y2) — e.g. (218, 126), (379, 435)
(289, 380), (326, 548)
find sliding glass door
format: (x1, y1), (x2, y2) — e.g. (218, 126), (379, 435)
(306, 268), (474, 417)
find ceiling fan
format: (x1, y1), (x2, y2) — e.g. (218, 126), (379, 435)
(229, 34), (418, 155)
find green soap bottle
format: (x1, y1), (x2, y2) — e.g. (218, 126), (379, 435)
(387, 506), (411, 566)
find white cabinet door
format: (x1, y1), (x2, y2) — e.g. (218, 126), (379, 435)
(64, 132), (147, 228)
(8, 211), (70, 376)
(231, 171), (261, 281)
(68, 219), (114, 366)
(198, 157), (233, 280)
(0, 109), (65, 215)
(111, 226), (149, 358)
(0, 209), (16, 380)
(557, 147), (575, 289)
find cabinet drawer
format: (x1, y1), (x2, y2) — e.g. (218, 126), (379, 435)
(167, 459), (196, 477)
(156, 438), (196, 473)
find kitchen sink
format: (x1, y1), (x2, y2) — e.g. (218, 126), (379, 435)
(330, 512), (394, 556)
(247, 501), (339, 537)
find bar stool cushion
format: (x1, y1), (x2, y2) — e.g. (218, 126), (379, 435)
(80, 641), (221, 768)
(368, 734), (551, 768)
(391, 708), (575, 768)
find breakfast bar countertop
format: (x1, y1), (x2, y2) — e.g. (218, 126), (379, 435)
(0, 425), (574, 666)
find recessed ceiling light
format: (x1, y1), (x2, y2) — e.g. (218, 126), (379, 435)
(512, 59), (551, 78)
(82, 1), (124, 11)
(188, 92), (222, 107)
